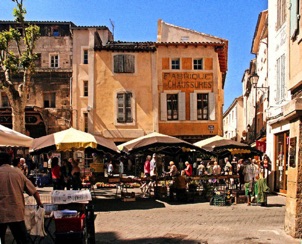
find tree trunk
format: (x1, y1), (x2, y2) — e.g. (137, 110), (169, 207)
(11, 97), (26, 134)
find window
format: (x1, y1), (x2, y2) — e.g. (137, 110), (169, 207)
(43, 92), (56, 108)
(84, 113), (88, 132)
(171, 58), (180, 70)
(34, 53), (41, 67)
(83, 80), (88, 97)
(277, 0), (286, 30)
(50, 54), (59, 68)
(1, 93), (9, 107)
(52, 27), (60, 36)
(114, 54), (135, 73)
(197, 94), (208, 120)
(190, 92), (215, 121)
(167, 94), (178, 120)
(117, 92), (133, 123)
(194, 59), (203, 70)
(276, 54), (286, 103)
(83, 49), (88, 64)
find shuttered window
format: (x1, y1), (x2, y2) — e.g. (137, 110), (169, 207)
(161, 92), (186, 121)
(190, 92), (215, 121)
(277, 0), (287, 30)
(290, 0), (299, 39)
(117, 92), (133, 123)
(197, 94), (208, 120)
(171, 58), (180, 70)
(114, 54), (135, 73)
(276, 54), (286, 103)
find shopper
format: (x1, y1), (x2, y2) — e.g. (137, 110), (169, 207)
(0, 152), (43, 244)
(51, 157), (61, 190)
(71, 159), (82, 190)
(184, 161), (193, 177)
(61, 159), (72, 190)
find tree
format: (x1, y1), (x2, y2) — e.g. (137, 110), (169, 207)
(0, 0), (40, 134)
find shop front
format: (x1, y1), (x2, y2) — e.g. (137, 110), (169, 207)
(274, 131), (289, 194)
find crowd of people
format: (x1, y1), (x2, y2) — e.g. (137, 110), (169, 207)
(139, 153), (271, 203)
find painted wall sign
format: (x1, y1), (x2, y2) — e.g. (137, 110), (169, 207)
(162, 72), (213, 90)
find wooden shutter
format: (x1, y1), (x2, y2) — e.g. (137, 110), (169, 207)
(160, 93), (167, 121)
(178, 92), (186, 120)
(204, 58), (213, 70)
(190, 93), (197, 120)
(124, 55), (135, 73)
(162, 58), (170, 70)
(114, 55), (124, 73)
(182, 58), (192, 70)
(208, 92), (215, 120)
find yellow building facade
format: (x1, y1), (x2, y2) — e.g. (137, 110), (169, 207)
(73, 20), (228, 144)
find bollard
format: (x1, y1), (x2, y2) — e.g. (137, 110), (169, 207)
(85, 204), (96, 244)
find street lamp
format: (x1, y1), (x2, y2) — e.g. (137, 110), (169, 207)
(250, 73), (269, 142)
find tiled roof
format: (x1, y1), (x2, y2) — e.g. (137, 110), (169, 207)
(95, 41), (156, 52)
(0, 20), (76, 26)
(71, 25), (109, 30)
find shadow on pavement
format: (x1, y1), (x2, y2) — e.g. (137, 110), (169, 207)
(95, 232), (208, 243)
(92, 197), (166, 212)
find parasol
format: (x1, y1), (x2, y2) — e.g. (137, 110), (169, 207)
(118, 132), (208, 155)
(31, 127), (119, 154)
(0, 124), (33, 148)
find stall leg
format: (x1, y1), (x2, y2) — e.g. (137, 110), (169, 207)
(85, 204), (95, 244)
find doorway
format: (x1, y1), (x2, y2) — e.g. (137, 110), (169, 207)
(274, 131), (289, 194)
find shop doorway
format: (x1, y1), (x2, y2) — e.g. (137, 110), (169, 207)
(274, 131), (289, 194)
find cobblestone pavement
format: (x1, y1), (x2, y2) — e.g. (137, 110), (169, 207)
(92, 188), (300, 244)
(4, 187), (302, 244)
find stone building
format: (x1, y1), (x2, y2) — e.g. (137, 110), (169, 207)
(283, 0), (302, 238)
(0, 21), (75, 137)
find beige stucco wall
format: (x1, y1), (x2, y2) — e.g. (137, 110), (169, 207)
(93, 51), (156, 141)
(156, 44), (224, 137)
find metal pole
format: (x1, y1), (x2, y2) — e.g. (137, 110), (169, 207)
(254, 87), (257, 142)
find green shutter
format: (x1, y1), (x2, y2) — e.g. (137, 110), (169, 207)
(290, 0), (299, 38)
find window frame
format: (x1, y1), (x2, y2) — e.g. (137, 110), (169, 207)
(171, 58), (180, 70)
(83, 80), (88, 97)
(167, 94), (179, 120)
(43, 92), (56, 108)
(83, 49), (88, 64)
(193, 58), (203, 70)
(196, 93), (209, 120)
(116, 92), (133, 124)
(50, 54), (59, 68)
(84, 112), (88, 133)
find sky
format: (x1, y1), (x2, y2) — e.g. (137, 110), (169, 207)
(0, 0), (268, 111)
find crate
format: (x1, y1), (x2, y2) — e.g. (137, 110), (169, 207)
(213, 195), (226, 206)
(236, 195), (248, 204)
(54, 214), (85, 233)
(55, 230), (86, 244)
(121, 197), (136, 202)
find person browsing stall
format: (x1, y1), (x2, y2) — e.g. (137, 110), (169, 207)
(167, 161), (178, 177)
(0, 152), (43, 244)
(184, 161), (193, 177)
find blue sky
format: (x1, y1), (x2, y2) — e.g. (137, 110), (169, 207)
(1, 0), (267, 111)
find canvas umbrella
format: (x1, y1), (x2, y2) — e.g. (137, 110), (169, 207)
(194, 135), (260, 155)
(0, 124), (33, 148)
(31, 127), (119, 154)
(118, 132), (208, 155)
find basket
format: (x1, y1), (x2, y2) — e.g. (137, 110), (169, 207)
(213, 194), (226, 206)
(54, 214), (85, 233)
